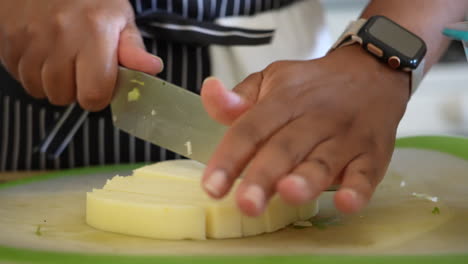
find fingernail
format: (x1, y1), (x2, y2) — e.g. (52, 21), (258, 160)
(225, 90), (243, 106)
(288, 175), (308, 192)
(242, 185), (265, 213)
(202, 77), (244, 106)
(152, 55), (164, 72)
(288, 174), (311, 198)
(204, 170), (227, 197)
(202, 76), (218, 86)
(343, 188), (365, 211)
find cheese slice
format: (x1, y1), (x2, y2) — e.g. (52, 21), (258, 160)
(86, 191), (206, 240)
(86, 160), (319, 240)
(133, 160), (205, 182)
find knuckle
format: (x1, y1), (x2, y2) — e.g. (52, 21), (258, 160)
(83, 9), (110, 35)
(2, 28), (15, 40)
(358, 130), (381, 153)
(18, 71), (37, 92)
(21, 81), (45, 99)
(41, 67), (65, 104)
(229, 122), (263, 145)
(241, 72), (261, 85)
(273, 137), (294, 154)
(264, 60), (287, 74)
(78, 90), (111, 111)
(43, 75), (75, 106)
(248, 166), (279, 189)
(48, 92), (75, 106)
(2, 25), (22, 40)
(51, 12), (72, 34)
(0, 59), (19, 79)
(335, 115), (355, 132)
(270, 138), (301, 164)
(26, 88), (46, 99)
(308, 156), (332, 175)
(24, 23), (42, 40)
(356, 166), (380, 187)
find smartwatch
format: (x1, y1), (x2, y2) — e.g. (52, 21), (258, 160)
(330, 15), (427, 96)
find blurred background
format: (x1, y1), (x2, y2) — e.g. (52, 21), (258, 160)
(322, 0), (468, 137)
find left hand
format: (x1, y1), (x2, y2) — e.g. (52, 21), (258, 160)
(200, 45), (410, 216)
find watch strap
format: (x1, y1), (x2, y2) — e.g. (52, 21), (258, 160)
(330, 19), (367, 50)
(411, 58), (425, 95)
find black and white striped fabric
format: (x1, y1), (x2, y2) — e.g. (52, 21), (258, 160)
(0, 0), (298, 171)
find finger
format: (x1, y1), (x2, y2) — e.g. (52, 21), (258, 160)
(200, 77), (251, 125)
(202, 95), (292, 199)
(118, 22), (163, 75)
(42, 49), (77, 106)
(277, 138), (356, 205)
(17, 43), (48, 99)
(234, 116), (333, 216)
(0, 30), (27, 80)
(76, 26), (120, 111)
(334, 154), (382, 214)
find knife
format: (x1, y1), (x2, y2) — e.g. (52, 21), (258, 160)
(111, 67), (227, 164)
(111, 67), (339, 192)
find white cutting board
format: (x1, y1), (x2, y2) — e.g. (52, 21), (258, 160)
(0, 148), (467, 256)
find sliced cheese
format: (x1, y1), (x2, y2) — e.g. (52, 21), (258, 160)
(242, 213), (267, 236)
(86, 191), (206, 240)
(205, 203), (242, 238)
(86, 160), (319, 240)
(298, 199), (320, 220)
(101, 178), (243, 239)
(265, 195), (298, 232)
(133, 160), (204, 182)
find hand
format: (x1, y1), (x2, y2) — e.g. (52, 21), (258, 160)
(200, 45), (410, 216)
(0, 0), (163, 111)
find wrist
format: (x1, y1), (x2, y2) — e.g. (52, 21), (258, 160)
(327, 44), (411, 101)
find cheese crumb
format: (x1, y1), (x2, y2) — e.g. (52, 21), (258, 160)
(411, 192), (439, 202)
(151, 110), (157, 116)
(293, 221), (313, 227)
(35, 225), (42, 236)
(128, 88), (141, 102)
(184, 141), (192, 156)
(400, 181), (406, 187)
(130, 79), (145, 86)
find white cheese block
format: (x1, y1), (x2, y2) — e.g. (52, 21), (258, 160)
(86, 160), (319, 240)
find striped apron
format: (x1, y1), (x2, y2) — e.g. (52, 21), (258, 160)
(0, 0), (327, 171)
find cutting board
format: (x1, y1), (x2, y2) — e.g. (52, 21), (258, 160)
(1, 136), (468, 264)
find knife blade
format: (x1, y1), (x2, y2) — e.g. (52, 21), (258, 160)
(111, 67), (227, 164)
(111, 67), (338, 192)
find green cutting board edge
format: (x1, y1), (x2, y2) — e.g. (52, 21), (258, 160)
(1, 136), (468, 264)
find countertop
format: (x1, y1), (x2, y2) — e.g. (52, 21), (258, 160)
(0, 171), (47, 184)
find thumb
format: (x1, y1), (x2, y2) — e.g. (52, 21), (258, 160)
(118, 22), (163, 75)
(201, 74), (260, 125)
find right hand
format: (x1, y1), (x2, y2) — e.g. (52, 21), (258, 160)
(0, 0), (163, 111)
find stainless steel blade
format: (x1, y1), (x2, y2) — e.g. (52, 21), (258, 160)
(111, 67), (227, 164)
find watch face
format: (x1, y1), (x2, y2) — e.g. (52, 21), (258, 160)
(360, 16), (427, 69)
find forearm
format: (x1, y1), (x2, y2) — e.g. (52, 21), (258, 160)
(361, 0), (468, 72)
